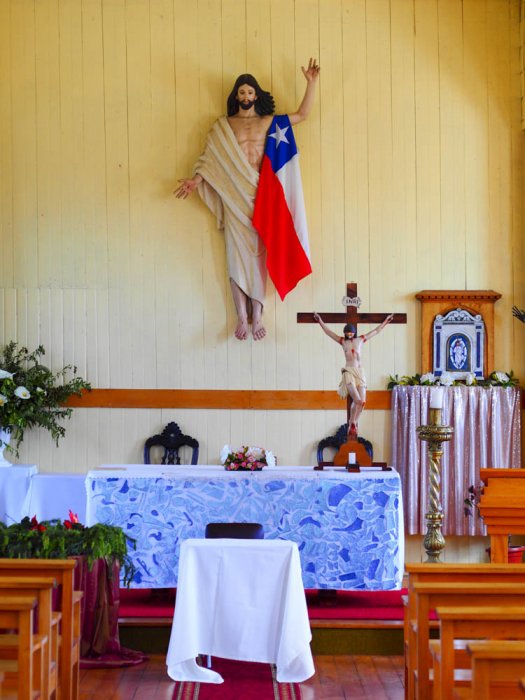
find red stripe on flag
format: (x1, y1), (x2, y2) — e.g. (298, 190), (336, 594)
(253, 156), (312, 301)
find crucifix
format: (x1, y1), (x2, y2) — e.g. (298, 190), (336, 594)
(298, 282), (407, 465)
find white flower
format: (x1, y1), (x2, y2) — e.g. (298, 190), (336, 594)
(494, 371), (509, 384)
(247, 446), (264, 460)
(419, 373), (435, 385)
(265, 450), (276, 468)
(0, 369), (13, 380)
(465, 372), (476, 385)
(14, 386), (31, 399)
(219, 444), (231, 464)
(36, 387), (45, 394)
(0, 394), (8, 406)
(439, 372), (454, 386)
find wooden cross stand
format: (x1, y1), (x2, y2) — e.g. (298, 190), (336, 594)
(297, 282), (407, 468)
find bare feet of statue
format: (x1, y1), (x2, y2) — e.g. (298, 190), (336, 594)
(348, 422), (358, 440)
(234, 317), (249, 340)
(252, 317), (266, 341)
(251, 300), (266, 341)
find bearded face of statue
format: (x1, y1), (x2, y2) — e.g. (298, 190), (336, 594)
(236, 84), (257, 110)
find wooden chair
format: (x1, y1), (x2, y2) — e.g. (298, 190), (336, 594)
(405, 563), (525, 700)
(0, 559), (80, 700)
(0, 595), (46, 700)
(205, 522), (264, 539)
(144, 421), (199, 465)
(435, 606), (525, 700)
(452, 640), (525, 699)
(0, 576), (57, 700)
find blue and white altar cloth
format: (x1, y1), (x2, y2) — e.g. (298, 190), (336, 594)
(85, 465), (404, 590)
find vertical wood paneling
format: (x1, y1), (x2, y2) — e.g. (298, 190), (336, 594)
(463, 0), (490, 290)
(390, 0), (418, 376)
(438, 0), (466, 289)
(486, 0), (514, 369)
(11, 1), (38, 289)
(81, 0), (108, 291)
(366, 0), (395, 384)
(101, 0), (132, 387)
(414, 0), (442, 290)
(0, 1), (14, 288)
(0, 0), (523, 473)
(34, 0), (61, 289)
(58, 0), (85, 289)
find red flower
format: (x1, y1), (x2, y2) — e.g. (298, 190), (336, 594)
(68, 510), (79, 524)
(30, 515), (46, 532)
(64, 520), (73, 529)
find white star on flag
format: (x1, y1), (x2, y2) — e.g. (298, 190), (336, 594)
(269, 124), (290, 147)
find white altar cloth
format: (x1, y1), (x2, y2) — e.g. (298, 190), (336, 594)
(166, 538), (314, 683)
(86, 465), (404, 590)
(0, 465), (38, 523)
(22, 473), (87, 522)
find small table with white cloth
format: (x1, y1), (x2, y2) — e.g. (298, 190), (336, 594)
(22, 473), (87, 523)
(166, 538), (314, 683)
(86, 465), (404, 590)
(0, 465), (38, 523)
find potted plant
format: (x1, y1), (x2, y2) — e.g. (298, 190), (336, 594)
(0, 512), (139, 661)
(464, 483), (525, 563)
(0, 341), (90, 464)
(0, 512), (136, 584)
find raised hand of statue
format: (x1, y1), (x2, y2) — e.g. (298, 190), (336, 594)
(313, 312), (322, 323)
(174, 177), (201, 199)
(301, 58), (320, 83)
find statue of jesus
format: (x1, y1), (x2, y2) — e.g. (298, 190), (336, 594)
(175, 59), (320, 341)
(313, 312), (394, 438)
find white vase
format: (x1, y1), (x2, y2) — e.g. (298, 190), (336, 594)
(0, 427), (13, 467)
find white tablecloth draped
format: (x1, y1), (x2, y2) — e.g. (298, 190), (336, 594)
(22, 473), (87, 522)
(0, 465), (38, 523)
(166, 538), (314, 683)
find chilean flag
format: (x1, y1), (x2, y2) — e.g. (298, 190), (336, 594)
(252, 115), (312, 300)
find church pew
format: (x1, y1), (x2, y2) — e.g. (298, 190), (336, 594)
(408, 580), (525, 700)
(434, 606), (525, 700)
(0, 595), (46, 700)
(451, 640), (525, 699)
(405, 564), (525, 700)
(0, 576), (58, 700)
(0, 559), (80, 700)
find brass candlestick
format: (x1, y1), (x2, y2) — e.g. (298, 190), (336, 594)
(417, 408), (454, 563)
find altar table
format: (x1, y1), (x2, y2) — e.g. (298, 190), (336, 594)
(22, 473), (87, 523)
(0, 465), (38, 523)
(166, 539), (314, 683)
(86, 465), (404, 590)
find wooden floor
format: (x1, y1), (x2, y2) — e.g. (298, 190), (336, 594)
(79, 654), (405, 700)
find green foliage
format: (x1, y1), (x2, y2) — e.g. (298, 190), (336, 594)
(0, 342), (91, 453)
(0, 515), (136, 586)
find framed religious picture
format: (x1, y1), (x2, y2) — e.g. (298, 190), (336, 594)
(415, 290), (501, 379)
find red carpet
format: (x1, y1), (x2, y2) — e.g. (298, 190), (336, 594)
(170, 658), (302, 699)
(119, 588), (409, 621)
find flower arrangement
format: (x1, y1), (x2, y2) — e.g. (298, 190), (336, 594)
(464, 482), (484, 518)
(387, 370), (518, 389)
(0, 342), (91, 454)
(0, 510), (136, 585)
(220, 445), (276, 471)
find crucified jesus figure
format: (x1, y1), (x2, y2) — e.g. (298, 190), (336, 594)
(313, 312), (394, 438)
(174, 59), (320, 341)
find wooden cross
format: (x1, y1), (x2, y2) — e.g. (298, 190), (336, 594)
(297, 282), (407, 425)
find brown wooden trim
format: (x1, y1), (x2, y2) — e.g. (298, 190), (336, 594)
(65, 388), (392, 410)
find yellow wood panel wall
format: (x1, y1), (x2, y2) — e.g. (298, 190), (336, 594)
(0, 0), (524, 472)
